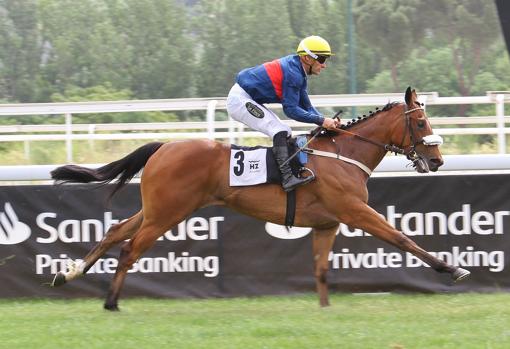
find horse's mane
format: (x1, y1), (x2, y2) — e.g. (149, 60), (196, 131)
(314, 101), (400, 137)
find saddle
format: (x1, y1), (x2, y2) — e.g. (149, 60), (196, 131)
(229, 135), (311, 227)
(229, 135), (310, 187)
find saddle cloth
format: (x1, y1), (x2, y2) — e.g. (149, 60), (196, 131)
(229, 135), (308, 187)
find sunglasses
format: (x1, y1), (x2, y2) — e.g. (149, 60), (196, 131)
(316, 55), (328, 64)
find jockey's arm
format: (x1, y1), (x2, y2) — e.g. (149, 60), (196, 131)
(282, 84), (323, 125)
(282, 86), (339, 130)
(300, 90), (339, 130)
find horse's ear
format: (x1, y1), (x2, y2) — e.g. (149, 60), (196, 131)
(405, 86), (412, 106)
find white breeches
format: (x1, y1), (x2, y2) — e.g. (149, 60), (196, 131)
(226, 83), (291, 139)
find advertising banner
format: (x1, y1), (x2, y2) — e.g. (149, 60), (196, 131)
(0, 174), (508, 298)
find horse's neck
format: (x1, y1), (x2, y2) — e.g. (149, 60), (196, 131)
(332, 107), (401, 172)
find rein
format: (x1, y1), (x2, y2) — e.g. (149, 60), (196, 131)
(340, 105), (425, 155)
(334, 127), (405, 154)
(303, 104), (426, 175)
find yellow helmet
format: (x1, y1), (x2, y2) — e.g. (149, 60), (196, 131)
(296, 36), (334, 58)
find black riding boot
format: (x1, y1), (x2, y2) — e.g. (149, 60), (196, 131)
(272, 131), (315, 192)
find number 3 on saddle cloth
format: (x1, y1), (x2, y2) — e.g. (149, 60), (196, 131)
(229, 135), (310, 187)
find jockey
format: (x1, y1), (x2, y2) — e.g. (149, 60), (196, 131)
(227, 35), (340, 192)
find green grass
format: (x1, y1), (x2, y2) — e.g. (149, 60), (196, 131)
(1, 293), (509, 349)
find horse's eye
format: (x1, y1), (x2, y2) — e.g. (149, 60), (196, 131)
(417, 120), (425, 129)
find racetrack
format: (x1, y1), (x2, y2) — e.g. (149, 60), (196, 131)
(1, 293), (509, 349)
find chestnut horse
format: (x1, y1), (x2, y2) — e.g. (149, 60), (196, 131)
(50, 87), (470, 310)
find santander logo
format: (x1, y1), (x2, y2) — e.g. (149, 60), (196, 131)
(264, 223), (312, 239)
(0, 202), (31, 245)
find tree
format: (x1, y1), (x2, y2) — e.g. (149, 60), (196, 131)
(0, 0), (41, 102)
(107, 0), (194, 99)
(0, 0), (507, 106)
(38, 0), (127, 95)
(193, 0), (295, 97)
(302, 0), (347, 95)
(423, 1), (501, 98)
(355, 0), (423, 91)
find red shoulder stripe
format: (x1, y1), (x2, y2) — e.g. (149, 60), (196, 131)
(263, 59), (283, 100)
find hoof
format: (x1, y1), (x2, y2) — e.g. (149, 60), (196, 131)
(452, 267), (470, 282)
(104, 303), (120, 311)
(51, 272), (66, 287)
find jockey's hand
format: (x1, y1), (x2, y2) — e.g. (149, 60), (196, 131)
(322, 117), (340, 130)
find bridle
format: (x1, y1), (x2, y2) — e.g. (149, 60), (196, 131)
(396, 104), (443, 164)
(301, 102), (443, 176)
(335, 103), (443, 160)
(398, 105), (428, 161)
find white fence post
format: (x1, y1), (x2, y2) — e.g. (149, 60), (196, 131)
(88, 124), (96, 152)
(228, 117), (236, 144)
(206, 100), (218, 140)
(496, 94), (506, 154)
(237, 123), (245, 144)
(23, 140), (30, 160)
(65, 113), (73, 163)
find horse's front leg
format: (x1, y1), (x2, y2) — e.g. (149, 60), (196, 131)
(312, 225), (339, 307)
(341, 203), (470, 281)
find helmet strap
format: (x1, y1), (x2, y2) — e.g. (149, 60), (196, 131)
(301, 42), (318, 60)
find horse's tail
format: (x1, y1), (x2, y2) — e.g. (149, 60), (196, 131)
(51, 141), (164, 198)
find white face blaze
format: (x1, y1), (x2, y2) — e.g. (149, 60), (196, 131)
(422, 134), (443, 146)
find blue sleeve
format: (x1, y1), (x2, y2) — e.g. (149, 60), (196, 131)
(281, 83), (324, 126)
(300, 88), (322, 116)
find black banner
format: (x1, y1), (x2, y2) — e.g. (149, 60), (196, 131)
(496, 0), (510, 57)
(0, 174), (508, 298)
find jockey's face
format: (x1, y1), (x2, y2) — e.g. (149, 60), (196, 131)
(301, 55), (327, 76)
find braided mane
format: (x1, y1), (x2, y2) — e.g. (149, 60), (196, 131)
(314, 101), (400, 137)
(340, 101), (400, 130)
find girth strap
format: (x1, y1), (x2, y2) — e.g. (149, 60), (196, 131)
(302, 148), (372, 176)
(285, 190), (296, 227)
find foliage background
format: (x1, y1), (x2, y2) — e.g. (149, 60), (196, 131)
(1, 0), (508, 104)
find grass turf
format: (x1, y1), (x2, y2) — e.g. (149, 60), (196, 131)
(0, 293), (509, 349)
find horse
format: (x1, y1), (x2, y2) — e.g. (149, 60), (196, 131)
(50, 87), (470, 311)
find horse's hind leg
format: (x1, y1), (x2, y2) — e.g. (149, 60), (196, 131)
(312, 225), (339, 307)
(103, 219), (173, 311)
(51, 211), (143, 287)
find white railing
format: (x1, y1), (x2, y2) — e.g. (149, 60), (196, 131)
(0, 91), (508, 180)
(1, 154), (510, 181)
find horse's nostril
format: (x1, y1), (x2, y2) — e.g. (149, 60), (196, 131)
(431, 158), (444, 167)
